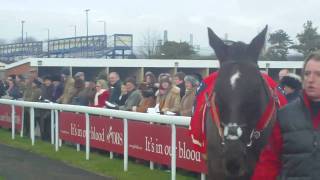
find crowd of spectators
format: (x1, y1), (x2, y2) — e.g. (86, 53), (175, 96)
(0, 68), (203, 139)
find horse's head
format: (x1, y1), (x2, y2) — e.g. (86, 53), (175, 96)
(207, 26), (269, 178)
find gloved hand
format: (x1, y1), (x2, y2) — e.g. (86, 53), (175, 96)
(105, 101), (119, 110)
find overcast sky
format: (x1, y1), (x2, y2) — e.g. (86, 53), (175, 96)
(0, 0), (318, 51)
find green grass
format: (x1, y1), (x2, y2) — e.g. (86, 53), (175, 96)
(0, 129), (197, 180)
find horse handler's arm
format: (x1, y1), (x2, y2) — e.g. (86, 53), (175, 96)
(252, 122), (283, 180)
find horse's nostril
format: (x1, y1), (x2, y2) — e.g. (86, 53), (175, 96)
(225, 159), (241, 176)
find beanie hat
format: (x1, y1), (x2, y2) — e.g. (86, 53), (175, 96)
(184, 75), (199, 87)
(280, 73), (302, 90)
(159, 76), (172, 85)
(74, 72), (84, 78)
(125, 77), (137, 87)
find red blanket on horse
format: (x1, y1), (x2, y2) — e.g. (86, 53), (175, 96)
(189, 72), (287, 153)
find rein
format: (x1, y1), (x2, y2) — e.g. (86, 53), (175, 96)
(205, 79), (279, 148)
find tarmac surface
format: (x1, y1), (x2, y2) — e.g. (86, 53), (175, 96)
(0, 143), (113, 180)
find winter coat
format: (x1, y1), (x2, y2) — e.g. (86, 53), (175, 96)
(109, 80), (122, 104)
(71, 88), (90, 106)
(52, 83), (64, 103)
(40, 84), (54, 102)
(252, 93), (320, 180)
(177, 83), (185, 98)
(57, 76), (75, 104)
(285, 90), (301, 103)
(137, 87), (156, 113)
(180, 88), (196, 116)
(7, 85), (22, 99)
(156, 86), (181, 113)
(119, 89), (142, 111)
(92, 90), (109, 108)
(24, 86), (41, 102)
(137, 97), (156, 113)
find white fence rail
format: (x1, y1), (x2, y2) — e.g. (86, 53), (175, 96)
(0, 99), (205, 180)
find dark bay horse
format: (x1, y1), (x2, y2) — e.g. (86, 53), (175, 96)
(205, 26), (279, 179)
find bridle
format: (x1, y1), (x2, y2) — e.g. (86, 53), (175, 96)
(205, 73), (279, 148)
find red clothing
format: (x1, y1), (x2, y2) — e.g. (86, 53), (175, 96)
(189, 72), (287, 153)
(252, 93), (319, 180)
(189, 72), (219, 153)
(91, 90), (109, 108)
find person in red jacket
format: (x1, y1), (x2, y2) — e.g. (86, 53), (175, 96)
(253, 50), (320, 180)
(92, 79), (109, 108)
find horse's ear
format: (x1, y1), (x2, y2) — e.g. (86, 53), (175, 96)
(208, 27), (227, 63)
(247, 25), (268, 63)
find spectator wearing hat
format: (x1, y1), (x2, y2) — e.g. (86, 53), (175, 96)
(108, 77), (141, 111)
(144, 71), (158, 95)
(174, 72), (186, 98)
(37, 75), (55, 141)
(156, 75), (181, 114)
(70, 78), (89, 106)
(280, 73), (302, 103)
(191, 73), (203, 87)
(74, 72), (85, 81)
(180, 75), (199, 117)
(92, 79), (109, 108)
(40, 75), (54, 102)
(134, 82), (156, 113)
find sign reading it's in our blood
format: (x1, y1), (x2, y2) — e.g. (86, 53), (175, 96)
(0, 104), (22, 131)
(59, 112), (123, 154)
(58, 111), (207, 173)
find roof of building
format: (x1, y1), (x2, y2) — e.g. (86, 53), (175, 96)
(4, 58), (304, 70)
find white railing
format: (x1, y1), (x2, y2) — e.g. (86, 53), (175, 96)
(0, 99), (205, 180)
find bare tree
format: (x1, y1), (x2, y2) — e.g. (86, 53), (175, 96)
(138, 30), (161, 58)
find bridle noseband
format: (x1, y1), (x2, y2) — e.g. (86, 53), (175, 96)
(205, 75), (279, 148)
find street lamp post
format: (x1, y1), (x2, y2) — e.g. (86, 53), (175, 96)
(85, 9), (90, 58)
(21, 20), (25, 43)
(46, 28), (50, 57)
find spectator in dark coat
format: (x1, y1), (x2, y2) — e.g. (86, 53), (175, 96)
(0, 79), (7, 97)
(118, 84), (128, 106)
(108, 72), (122, 104)
(38, 75), (54, 141)
(6, 79), (22, 99)
(52, 74), (64, 103)
(174, 72), (186, 98)
(40, 75), (54, 102)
